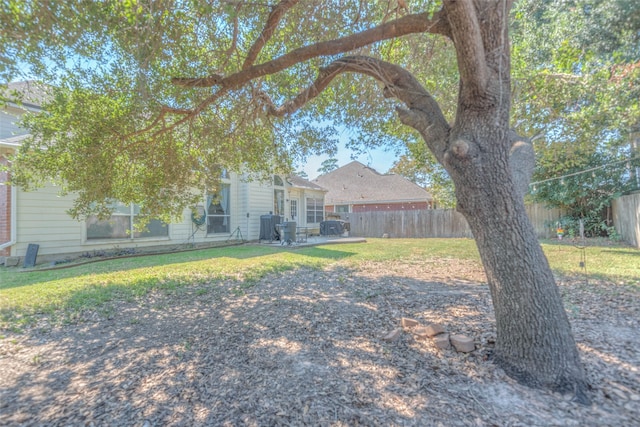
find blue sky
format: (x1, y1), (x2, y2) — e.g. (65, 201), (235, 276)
(300, 143), (397, 180)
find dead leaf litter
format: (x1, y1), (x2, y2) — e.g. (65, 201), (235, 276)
(1, 258), (639, 426)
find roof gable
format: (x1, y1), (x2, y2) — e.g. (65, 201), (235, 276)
(313, 161), (432, 205)
(287, 175), (326, 191)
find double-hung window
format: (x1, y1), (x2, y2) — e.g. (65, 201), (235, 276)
(306, 198), (324, 224)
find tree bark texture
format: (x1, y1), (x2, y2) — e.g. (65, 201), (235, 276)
(395, 68), (588, 401)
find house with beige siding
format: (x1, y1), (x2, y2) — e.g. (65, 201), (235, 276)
(1, 82), (326, 264)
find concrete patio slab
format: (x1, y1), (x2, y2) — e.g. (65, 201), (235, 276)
(260, 235), (366, 248)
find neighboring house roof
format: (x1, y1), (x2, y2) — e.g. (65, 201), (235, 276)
(2, 80), (50, 111)
(313, 161), (432, 205)
(287, 175), (327, 192)
(1, 81), (50, 145)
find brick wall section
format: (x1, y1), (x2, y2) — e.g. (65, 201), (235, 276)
(0, 155), (11, 256)
(326, 201), (431, 213)
(351, 202), (431, 212)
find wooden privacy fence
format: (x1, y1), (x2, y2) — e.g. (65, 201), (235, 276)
(612, 192), (640, 248)
(336, 198), (638, 247)
(338, 209), (472, 238)
(525, 204), (565, 239)
(337, 204), (564, 239)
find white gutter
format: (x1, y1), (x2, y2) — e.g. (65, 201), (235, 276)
(0, 134), (30, 148)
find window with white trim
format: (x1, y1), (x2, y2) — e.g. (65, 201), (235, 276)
(273, 175), (285, 217)
(306, 197), (324, 224)
(86, 202), (168, 240)
(207, 183), (231, 234)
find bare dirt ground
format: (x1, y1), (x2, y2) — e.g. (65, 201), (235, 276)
(1, 257), (639, 426)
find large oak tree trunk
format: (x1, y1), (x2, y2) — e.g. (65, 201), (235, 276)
(450, 129), (589, 402)
(368, 1), (591, 402)
(439, 0), (589, 402)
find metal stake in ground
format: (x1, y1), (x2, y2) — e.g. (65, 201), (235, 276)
(575, 219), (588, 285)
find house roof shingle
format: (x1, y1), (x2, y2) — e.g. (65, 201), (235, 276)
(2, 81), (50, 110)
(287, 175), (327, 191)
(313, 161), (432, 205)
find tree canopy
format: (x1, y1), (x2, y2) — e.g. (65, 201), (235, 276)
(513, 0), (640, 234)
(316, 158), (339, 175)
(2, 1), (451, 220)
(386, 0), (640, 217)
(3, 1), (638, 221)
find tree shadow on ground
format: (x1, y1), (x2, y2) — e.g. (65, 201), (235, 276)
(1, 264), (639, 426)
(601, 249), (640, 257)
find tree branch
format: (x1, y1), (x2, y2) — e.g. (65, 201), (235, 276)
(151, 10), (450, 140)
(442, 0), (488, 97)
(172, 75), (224, 87)
(508, 130), (535, 198)
(242, 0), (300, 70)
(221, 4), (241, 69)
(264, 55), (451, 158)
(124, 105), (195, 139)
(172, 10), (449, 88)
(258, 64), (345, 117)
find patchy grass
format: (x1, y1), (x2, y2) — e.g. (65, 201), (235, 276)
(0, 245), (335, 328)
(540, 240), (640, 285)
(1, 238), (637, 330)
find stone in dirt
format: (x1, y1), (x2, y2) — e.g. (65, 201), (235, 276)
(450, 334), (475, 353)
(413, 326), (431, 340)
(401, 317), (420, 328)
(423, 323), (445, 337)
(433, 333), (451, 350)
(382, 328), (402, 342)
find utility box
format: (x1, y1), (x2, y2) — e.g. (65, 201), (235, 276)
(23, 243), (39, 268)
(259, 214), (282, 242)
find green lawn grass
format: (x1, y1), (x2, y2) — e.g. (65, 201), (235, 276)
(1, 238), (637, 330)
(540, 240), (639, 281)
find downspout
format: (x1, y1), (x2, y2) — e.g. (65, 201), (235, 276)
(1, 139), (25, 254)
(0, 183), (17, 253)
